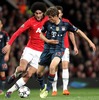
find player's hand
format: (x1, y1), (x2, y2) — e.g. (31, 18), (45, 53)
(47, 39), (59, 44)
(2, 44), (11, 54)
(89, 42), (96, 52)
(74, 46), (79, 55)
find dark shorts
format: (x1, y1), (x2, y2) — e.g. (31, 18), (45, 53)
(39, 50), (64, 67)
(0, 56), (8, 71)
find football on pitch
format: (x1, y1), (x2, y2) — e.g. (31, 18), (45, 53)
(18, 86), (30, 98)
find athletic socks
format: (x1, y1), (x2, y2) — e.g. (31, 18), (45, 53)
(47, 74), (55, 92)
(37, 76), (45, 90)
(7, 77), (26, 92)
(52, 72), (58, 91)
(62, 69), (69, 90)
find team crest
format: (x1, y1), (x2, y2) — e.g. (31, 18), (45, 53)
(62, 26), (65, 31)
(56, 27), (59, 31)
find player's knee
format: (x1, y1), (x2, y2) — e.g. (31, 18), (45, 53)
(27, 72), (33, 78)
(24, 71), (32, 78)
(17, 66), (26, 72)
(37, 70), (41, 76)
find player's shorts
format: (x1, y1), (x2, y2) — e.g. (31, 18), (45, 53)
(21, 47), (42, 69)
(0, 56), (8, 71)
(39, 50), (64, 66)
(62, 48), (70, 62)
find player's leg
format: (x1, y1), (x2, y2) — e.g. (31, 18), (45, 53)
(52, 71), (58, 96)
(0, 72), (6, 92)
(37, 50), (51, 91)
(0, 57), (8, 95)
(62, 48), (70, 95)
(37, 65), (46, 90)
(40, 57), (61, 98)
(6, 66), (37, 98)
(7, 47), (33, 84)
(7, 59), (28, 84)
(6, 48), (42, 98)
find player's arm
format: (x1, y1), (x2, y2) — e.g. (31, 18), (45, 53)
(8, 19), (31, 46)
(4, 42), (10, 62)
(3, 33), (10, 61)
(40, 21), (59, 44)
(68, 32), (78, 55)
(67, 22), (96, 52)
(40, 32), (59, 44)
(2, 19), (31, 54)
(76, 29), (96, 51)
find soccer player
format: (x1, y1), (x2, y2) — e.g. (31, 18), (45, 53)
(52, 6), (78, 96)
(0, 20), (10, 95)
(37, 6), (96, 98)
(2, 2), (48, 98)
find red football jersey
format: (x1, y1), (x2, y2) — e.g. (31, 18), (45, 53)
(8, 16), (48, 51)
(62, 18), (72, 48)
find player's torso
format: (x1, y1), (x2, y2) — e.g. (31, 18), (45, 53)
(27, 16), (48, 51)
(45, 20), (68, 52)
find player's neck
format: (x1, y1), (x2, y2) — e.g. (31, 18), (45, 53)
(55, 18), (60, 25)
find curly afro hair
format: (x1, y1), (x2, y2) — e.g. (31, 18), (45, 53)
(31, 2), (46, 13)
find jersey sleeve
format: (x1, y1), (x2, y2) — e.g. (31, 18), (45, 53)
(3, 31), (10, 43)
(8, 19), (31, 45)
(41, 21), (48, 33)
(67, 23), (78, 32)
(62, 18), (72, 25)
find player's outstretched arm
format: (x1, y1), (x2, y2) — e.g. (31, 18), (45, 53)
(76, 29), (96, 51)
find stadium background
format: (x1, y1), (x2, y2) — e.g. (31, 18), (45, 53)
(0, 0), (99, 89)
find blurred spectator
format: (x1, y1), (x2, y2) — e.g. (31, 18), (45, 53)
(17, 0), (27, 15)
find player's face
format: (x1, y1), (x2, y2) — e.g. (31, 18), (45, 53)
(48, 16), (57, 23)
(58, 10), (63, 19)
(34, 10), (44, 21)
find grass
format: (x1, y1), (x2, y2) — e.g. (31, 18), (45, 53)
(0, 88), (99, 100)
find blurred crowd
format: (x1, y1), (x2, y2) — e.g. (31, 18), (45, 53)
(0, 0), (99, 78)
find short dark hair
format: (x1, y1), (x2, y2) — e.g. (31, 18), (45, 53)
(31, 2), (46, 13)
(56, 6), (63, 12)
(46, 6), (59, 17)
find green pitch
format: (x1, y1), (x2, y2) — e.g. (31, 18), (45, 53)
(1, 88), (99, 100)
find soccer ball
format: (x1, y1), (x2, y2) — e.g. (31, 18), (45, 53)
(18, 86), (30, 98)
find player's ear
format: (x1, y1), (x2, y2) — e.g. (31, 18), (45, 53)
(61, 12), (63, 16)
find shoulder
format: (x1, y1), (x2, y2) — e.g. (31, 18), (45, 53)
(44, 16), (49, 20)
(44, 20), (50, 26)
(62, 18), (70, 22)
(62, 18), (72, 25)
(2, 30), (9, 36)
(61, 20), (70, 25)
(27, 17), (34, 22)
(26, 17), (37, 23)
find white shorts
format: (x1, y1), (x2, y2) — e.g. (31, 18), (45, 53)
(62, 48), (70, 62)
(21, 47), (42, 69)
